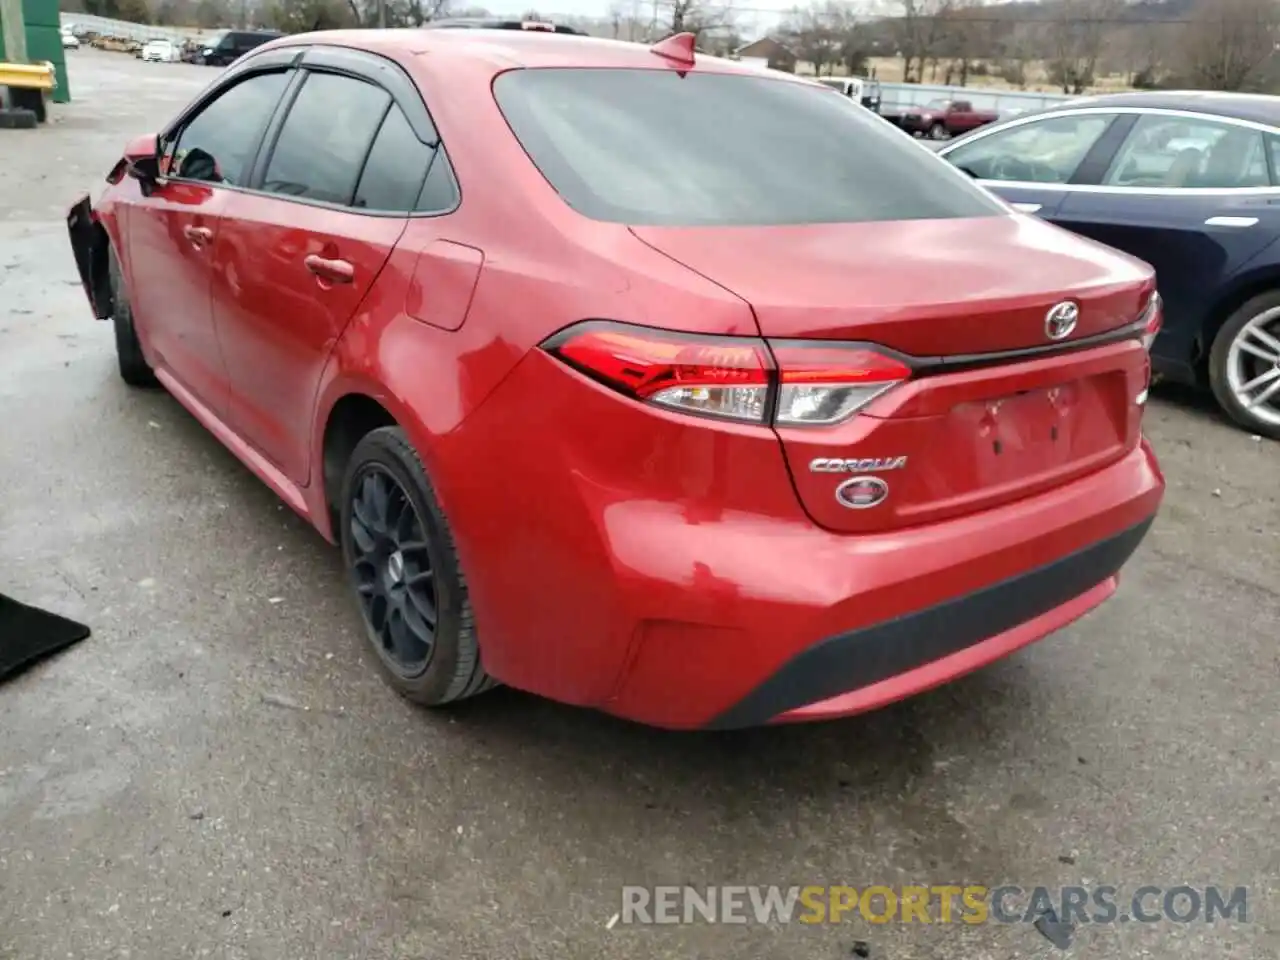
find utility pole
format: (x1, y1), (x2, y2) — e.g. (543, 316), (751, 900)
(378, 0), (387, 28)
(0, 0), (29, 63)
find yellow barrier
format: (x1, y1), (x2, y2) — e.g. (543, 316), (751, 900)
(0, 61), (56, 91)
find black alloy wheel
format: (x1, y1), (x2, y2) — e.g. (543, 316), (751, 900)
(338, 426), (494, 705)
(348, 465), (440, 678)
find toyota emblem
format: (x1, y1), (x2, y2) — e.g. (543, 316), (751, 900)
(835, 476), (889, 509)
(1044, 301), (1079, 341)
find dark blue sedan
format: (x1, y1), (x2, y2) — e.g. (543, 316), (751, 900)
(935, 91), (1280, 440)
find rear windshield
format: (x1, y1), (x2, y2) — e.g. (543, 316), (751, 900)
(492, 68), (1004, 226)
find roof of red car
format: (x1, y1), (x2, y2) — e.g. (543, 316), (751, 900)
(273, 27), (808, 77)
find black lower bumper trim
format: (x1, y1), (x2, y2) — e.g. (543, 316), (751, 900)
(707, 517), (1155, 730)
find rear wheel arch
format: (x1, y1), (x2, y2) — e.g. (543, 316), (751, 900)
(1199, 270), (1280, 374)
(321, 392), (399, 534)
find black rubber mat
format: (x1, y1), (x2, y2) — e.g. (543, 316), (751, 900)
(0, 593), (91, 683)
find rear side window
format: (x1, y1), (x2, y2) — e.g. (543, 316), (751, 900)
(492, 69), (1004, 226)
(1103, 114), (1269, 189)
(354, 105), (435, 212)
(1266, 133), (1280, 184)
(170, 70), (290, 186)
(263, 72), (391, 205)
(416, 150), (460, 213)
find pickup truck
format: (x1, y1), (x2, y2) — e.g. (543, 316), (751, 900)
(898, 99), (999, 139)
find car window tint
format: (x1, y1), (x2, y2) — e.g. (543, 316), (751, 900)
(1266, 133), (1280, 185)
(492, 68), (1004, 227)
(354, 105), (434, 212)
(263, 72), (391, 206)
(945, 114), (1112, 184)
(170, 70), (289, 186)
(1103, 114), (1269, 189)
(416, 149), (459, 213)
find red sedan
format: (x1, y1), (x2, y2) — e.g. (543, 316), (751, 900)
(66, 29), (1165, 729)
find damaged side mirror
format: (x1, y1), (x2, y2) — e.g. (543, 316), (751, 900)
(123, 133), (161, 197)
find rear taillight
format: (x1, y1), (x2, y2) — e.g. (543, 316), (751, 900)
(771, 342), (911, 425)
(549, 323), (771, 422)
(543, 322), (910, 426)
(1139, 290), (1162, 351)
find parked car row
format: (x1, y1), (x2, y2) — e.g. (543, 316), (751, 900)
(928, 90), (1280, 440)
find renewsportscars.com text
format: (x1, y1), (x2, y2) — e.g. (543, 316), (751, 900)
(615, 884), (1248, 926)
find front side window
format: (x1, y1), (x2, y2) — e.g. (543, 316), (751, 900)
(492, 68), (1004, 227)
(945, 113), (1113, 184)
(1103, 114), (1269, 189)
(168, 70), (290, 186)
(263, 72), (391, 205)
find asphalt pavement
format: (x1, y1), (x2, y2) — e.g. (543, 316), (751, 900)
(0, 49), (1277, 960)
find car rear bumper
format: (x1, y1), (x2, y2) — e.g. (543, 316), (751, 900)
(594, 438), (1161, 729)
(710, 516), (1149, 728)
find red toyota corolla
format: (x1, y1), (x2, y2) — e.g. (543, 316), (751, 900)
(67, 29), (1165, 729)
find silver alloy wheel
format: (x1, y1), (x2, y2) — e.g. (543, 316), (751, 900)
(1226, 305), (1280, 428)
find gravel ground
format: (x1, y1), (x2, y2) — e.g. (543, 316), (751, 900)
(0, 48), (1277, 960)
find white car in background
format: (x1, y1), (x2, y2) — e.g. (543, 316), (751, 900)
(141, 38), (177, 62)
(60, 27), (79, 49)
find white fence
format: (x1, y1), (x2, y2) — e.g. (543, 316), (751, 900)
(879, 81), (1072, 115)
(60, 12), (221, 44)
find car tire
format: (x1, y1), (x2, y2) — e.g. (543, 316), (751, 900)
(9, 87), (47, 123)
(0, 107), (37, 130)
(1208, 291), (1280, 440)
(107, 244), (159, 388)
(928, 122), (948, 140)
(339, 426), (496, 707)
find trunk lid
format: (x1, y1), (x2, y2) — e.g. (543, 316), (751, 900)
(629, 215), (1152, 354)
(630, 215), (1154, 534)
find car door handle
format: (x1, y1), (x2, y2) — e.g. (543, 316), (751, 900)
(1011, 202), (1042, 213)
(304, 254), (354, 284)
(1205, 216), (1258, 228)
(182, 224), (213, 246)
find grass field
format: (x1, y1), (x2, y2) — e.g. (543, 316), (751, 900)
(853, 56), (1136, 94)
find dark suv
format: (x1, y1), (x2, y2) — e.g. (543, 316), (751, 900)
(196, 30), (284, 66)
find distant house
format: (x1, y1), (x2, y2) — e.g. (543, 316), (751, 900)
(733, 37), (797, 74)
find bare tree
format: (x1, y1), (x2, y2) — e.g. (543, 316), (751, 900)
(884, 0), (954, 84)
(1182, 0), (1280, 91)
(339, 0), (449, 27)
(991, 20), (1038, 88)
(826, 2), (869, 76)
(1106, 23), (1165, 87)
(666, 0), (736, 39)
(781, 2), (842, 75)
(267, 0), (347, 30)
(598, 2), (649, 40)
(1040, 0), (1124, 94)
(936, 0), (991, 86)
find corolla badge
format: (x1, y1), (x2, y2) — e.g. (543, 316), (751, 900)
(835, 476), (889, 509)
(1044, 301), (1079, 341)
(809, 456), (907, 473)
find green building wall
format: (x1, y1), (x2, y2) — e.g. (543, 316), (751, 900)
(0, 0), (70, 103)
